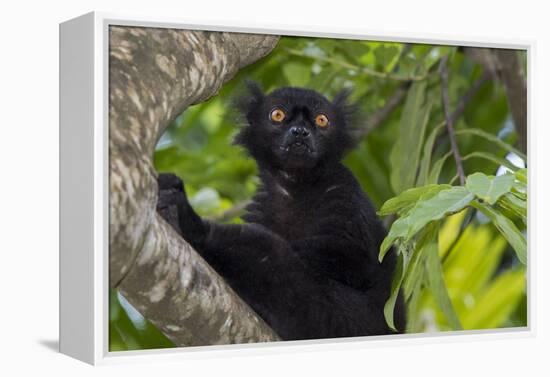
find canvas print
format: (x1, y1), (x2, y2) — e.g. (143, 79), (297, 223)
(108, 25), (527, 351)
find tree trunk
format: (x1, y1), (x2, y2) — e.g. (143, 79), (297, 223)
(108, 25), (280, 346)
(493, 49), (527, 155)
(463, 47), (527, 155)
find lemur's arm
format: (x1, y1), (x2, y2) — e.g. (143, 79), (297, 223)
(157, 173), (313, 307)
(158, 173), (377, 289)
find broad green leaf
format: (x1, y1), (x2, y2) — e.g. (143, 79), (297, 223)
(403, 251), (425, 301)
(380, 220), (410, 261)
(310, 67), (342, 93)
(405, 278), (423, 333)
(462, 152), (519, 172)
(511, 189), (527, 202)
(442, 225), (508, 304)
(419, 220), (517, 332)
(455, 128), (527, 161)
(428, 151), (452, 184)
(425, 226), (463, 331)
(461, 268), (526, 329)
(337, 40), (371, 63)
(282, 62), (311, 86)
(389, 82), (431, 194)
(190, 187), (222, 215)
(497, 193), (527, 223)
(384, 251), (405, 331)
(515, 168), (527, 184)
(471, 201), (527, 265)
(402, 224), (438, 300)
(465, 172), (515, 205)
(438, 210), (467, 258)
(380, 186), (474, 259)
(458, 234), (508, 299)
(512, 177), (527, 195)
(373, 44), (400, 72)
(378, 184), (451, 216)
(511, 174), (527, 202)
(417, 124), (444, 186)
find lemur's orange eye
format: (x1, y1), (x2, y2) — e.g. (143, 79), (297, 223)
(315, 114), (329, 128)
(270, 108), (286, 123)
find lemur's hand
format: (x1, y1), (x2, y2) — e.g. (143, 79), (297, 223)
(156, 173), (206, 247)
(157, 173), (188, 236)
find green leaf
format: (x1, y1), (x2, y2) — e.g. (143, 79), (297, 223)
(373, 44), (400, 72)
(511, 189), (527, 202)
(389, 82), (431, 194)
(425, 225), (463, 331)
(455, 128), (527, 161)
(384, 251), (405, 331)
(443, 224), (508, 300)
(379, 184), (451, 216)
(465, 172), (515, 205)
(405, 281), (423, 333)
(337, 40), (371, 63)
(515, 168), (527, 184)
(461, 268), (526, 329)
(512, 176), (527, 194)
(402, 224), (437, 300)
(428, 151), (452, 184)
(462, 152), (520, 172)
(380, 186), (474, 260)
(471, 201), (527, 265)
(417, 124), (444, 186)
(282, 62), (311, 87)
(497, 193), (527, 222)
(438, 210), (468, 258)
(190, 187), (222, 215)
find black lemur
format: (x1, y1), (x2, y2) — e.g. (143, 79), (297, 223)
(156, 83), (405, 340)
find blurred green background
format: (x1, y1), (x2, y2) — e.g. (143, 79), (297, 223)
(110, 35), (527, 351)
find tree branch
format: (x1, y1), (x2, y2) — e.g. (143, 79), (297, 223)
(432, 71), (491, 155)
(463, 47), (527, 155)
(361, 84), (409, 137)
(450, 71), (491, 123)
(493, 49), (527, 155)
(439, 56), (466, 186)
(109, 26), (280, 346)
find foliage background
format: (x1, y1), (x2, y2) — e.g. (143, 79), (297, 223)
(110, 36), (527, 351)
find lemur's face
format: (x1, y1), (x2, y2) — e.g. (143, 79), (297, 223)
(235, 84), (355, 172)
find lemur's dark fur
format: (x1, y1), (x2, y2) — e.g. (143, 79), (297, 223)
(157, 84), (405, 340)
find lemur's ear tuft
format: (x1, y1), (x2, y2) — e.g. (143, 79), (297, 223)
(245, 80), (264, 102)
(332, 88), (353, 108)
(232, 80), (265, 115)
(332, 87), (359, 126)
(232, 80), (265, 148)
(332, 88), (361, 154)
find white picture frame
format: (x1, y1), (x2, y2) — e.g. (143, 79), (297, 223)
(59, 11), (534, 365)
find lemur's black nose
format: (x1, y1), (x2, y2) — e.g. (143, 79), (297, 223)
(290, 126), (310, 138)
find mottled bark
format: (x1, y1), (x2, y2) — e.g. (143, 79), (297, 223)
(493, 49), (527, 155)
(109, 26), (280, 346)
(463, 47), (527, 155)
